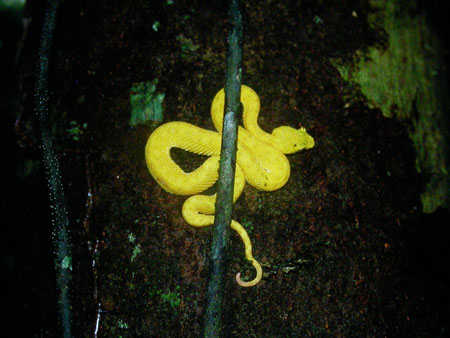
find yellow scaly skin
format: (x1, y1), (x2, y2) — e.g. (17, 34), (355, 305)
(145, 85), (314, 287)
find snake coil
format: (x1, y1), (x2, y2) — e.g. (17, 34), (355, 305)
(145, 85), (314, 287)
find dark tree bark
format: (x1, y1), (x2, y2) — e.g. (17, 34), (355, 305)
(202, 0), (243, 337)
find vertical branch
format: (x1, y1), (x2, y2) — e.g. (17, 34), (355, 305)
(35, 0), (72, 337)
(202, 0), (243, 337)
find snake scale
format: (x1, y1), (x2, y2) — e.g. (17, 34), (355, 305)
(145, 85), (314, 287)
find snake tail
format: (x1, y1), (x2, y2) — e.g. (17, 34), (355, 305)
(231, 220), (263, 287)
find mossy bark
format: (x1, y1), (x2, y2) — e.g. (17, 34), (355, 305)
(333, 0), (449, 212)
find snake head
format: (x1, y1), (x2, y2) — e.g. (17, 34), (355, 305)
(271, 126), (315, 154)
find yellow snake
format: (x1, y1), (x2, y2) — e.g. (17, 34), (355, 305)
(145, 85), (314, 287)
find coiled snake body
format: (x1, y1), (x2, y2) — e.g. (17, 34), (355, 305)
(145, 85), (314, 287)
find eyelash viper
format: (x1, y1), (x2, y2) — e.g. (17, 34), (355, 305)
(145, 85), (314, 287)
